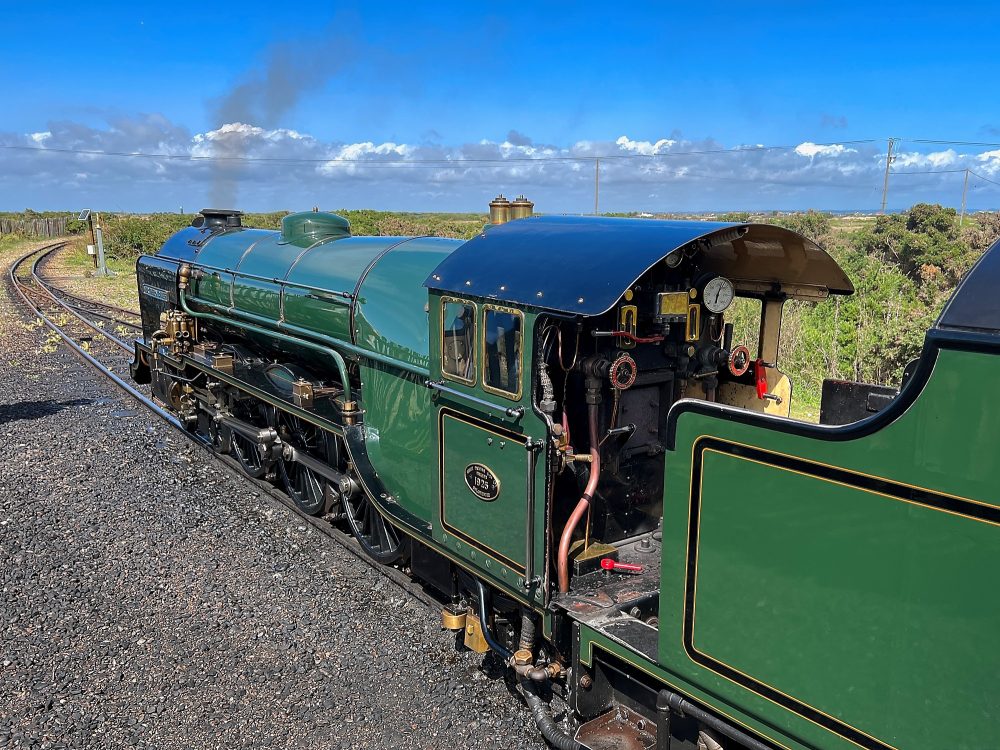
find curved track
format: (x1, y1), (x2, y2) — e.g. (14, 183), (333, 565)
(9, 241), (439, 610)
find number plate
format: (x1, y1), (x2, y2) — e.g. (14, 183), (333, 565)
(464, 463), (501, 501)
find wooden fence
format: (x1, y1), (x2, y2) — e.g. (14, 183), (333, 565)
(0, 217), (68, 237)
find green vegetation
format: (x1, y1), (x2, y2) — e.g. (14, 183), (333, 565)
(777, 205), (998, 415)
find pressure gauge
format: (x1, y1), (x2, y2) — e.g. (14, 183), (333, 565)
(702, 276), (735, 314)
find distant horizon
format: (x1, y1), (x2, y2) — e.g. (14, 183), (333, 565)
(6, 205), (991, 219)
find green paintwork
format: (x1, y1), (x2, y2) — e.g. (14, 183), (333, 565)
(280, 211), (350, 246)
(426, 293), (549, 601)
(659, 345), (1000, 750)
(440, 410), (528, 570)
(182, 221), (555, 602)
(186, 228), (273, 308)
(348, 238), (463, 524)
(576, 625), (808, 750)
(353, 237), (460, 370)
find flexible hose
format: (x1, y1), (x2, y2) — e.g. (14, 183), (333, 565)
(557, 402), (600, 592)
(521, 677), (588, 750)
(474, 580), (513, 662)
(518, 611), (537, 651)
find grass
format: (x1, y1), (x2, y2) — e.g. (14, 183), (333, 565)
(51, 237), (140, 310)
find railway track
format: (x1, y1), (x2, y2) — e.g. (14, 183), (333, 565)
(9, 240), (441, 612)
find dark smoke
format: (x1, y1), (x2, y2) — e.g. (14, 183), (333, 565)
(208, 20), (360, 207)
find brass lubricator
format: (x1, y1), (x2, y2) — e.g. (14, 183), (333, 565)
(463, 612), (489, 653)
(156, 309), (198, 356)
(292, 378), (343, 409)
(441, 603), (468, 631)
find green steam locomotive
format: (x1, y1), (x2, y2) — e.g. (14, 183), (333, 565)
(130, 201), (1000, 750)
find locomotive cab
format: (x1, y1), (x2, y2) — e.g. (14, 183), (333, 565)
(424, 215), (856, 602)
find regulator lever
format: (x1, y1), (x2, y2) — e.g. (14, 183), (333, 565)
(600, 558), (644, 574)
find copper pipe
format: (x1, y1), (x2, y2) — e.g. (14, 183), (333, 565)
(557, 402), (600, 592)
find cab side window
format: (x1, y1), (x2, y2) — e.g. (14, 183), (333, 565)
(442, 299), (476, 384)
(483, 306), (523, 399)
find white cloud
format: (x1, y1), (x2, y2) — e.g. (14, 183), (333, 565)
(795, 142), (850, 158)
(3, 115), (994, 212)
(615, 135), (676, 155)
(894, 149), (960, 168)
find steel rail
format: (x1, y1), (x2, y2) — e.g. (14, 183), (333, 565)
(31, 249), (141, 317)
(42, 284), (140, 319)
(60, 302), (143, 330)
(25, 246), (134, 353)
(8, 242), (439, 613)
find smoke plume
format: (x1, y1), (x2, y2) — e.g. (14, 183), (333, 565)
(208, 20), (359, 207)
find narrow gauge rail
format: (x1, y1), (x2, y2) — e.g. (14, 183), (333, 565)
(8, 241), (444, 615)
(31, 247), (143, 331)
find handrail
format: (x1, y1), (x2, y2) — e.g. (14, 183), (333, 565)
(179, 281), (430, 380)
(523, 438), (543, 590)
(161, 257), (355, 301)
(178, 286), (354, 401)
(425, 380), (524, 420)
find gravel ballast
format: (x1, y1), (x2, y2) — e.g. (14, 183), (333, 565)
(0, 240), (544, 749)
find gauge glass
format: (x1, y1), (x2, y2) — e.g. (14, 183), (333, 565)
(703, 277), (735, 314)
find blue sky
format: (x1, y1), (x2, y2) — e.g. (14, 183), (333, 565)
(2, 1), (999, 213)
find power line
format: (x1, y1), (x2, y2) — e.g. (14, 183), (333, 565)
(880, 138), (896, 214)
(909, 139), (1000, 148)
(891, 168), (968, 175)
(0, 139), (879, 165)
(971, 170), (1000, 188)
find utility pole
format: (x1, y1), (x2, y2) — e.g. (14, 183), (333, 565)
(879, 137), (896, 215)
(960, 168), (970, 226)
(594, 158), (600, 215)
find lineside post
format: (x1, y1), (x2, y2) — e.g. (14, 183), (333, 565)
(960, 168), (970, 226)
(594, 157), (600, 215)
(880, 137), (896, 215)
(94, 212), (109, 277)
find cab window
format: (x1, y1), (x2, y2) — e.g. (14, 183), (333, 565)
(441, 299), (476, 384)
(483, 306), (523, 399)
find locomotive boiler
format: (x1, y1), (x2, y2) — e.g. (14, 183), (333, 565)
(130, 203), (1000, 750)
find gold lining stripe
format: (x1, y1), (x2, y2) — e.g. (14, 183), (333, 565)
(677, 434), (993, 750)
(438, 408), (528, 574)
(344, 416), (537, 608)
(440, 296), (478, 386)
(577, 639), (793, 750)
(481, 303), (524, 401)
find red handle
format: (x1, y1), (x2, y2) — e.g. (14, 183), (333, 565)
(600, 558), (644, 573)
(755, 358), (768, 400)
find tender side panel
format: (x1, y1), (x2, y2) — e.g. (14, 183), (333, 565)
(660, 345), (1000, 750)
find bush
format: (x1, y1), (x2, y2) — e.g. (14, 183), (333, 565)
(767, 210), (833, 245)
(961, 211), (1000, 253)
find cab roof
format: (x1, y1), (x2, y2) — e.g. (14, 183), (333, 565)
(424, 215), (854, 315)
